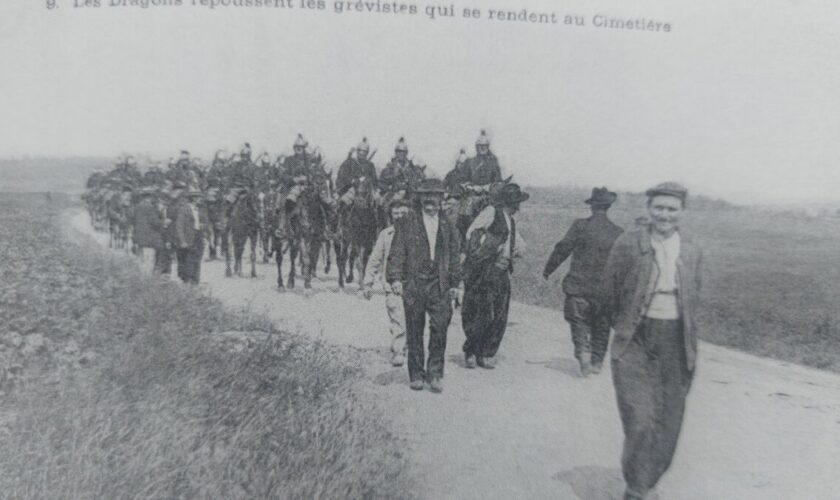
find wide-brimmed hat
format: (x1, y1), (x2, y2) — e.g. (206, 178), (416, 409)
(494, 183), (529, 206)
(584, 187), (617, 206)
(645, 182), (688, 203)
(388, 198), (411, 210)
(413, 178), (446, 195)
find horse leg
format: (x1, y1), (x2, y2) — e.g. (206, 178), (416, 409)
(336, 239), (347, 289)
(275, 238), (285, 289)
(224, 229), (233, 277)
(234, 234), (244, 277)
(348, 243), (357, 284)
(250, 231), (257, 278)
(288, 240), (297, 289)
(324, 239), (332, 275)
(358, 243), (373, 292)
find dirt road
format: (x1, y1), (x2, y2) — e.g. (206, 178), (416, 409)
(73, 211), (840, 499)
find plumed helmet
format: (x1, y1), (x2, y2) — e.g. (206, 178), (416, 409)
(394, 136), (408, 152)
(357, 137), (370, 152)
(240, 142), (252, 155)
(475, 129), (490, 146)
(179, 150), (190, 159)
(293, 134), (308, 148)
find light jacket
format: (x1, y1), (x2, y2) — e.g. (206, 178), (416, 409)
(364, 226), (395, 290)
(601, 226), (703, 371)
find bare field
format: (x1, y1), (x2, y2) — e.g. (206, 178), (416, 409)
(0, 195), (411, 499)
(514, 200), (840, 372)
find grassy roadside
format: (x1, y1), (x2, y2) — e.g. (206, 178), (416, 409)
(513, 202), (840, 372)
(0, 195), (411, 499)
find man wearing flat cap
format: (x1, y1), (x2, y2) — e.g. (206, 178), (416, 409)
(543, 187), (624, 376)
(461, 183), (529, 369)
(601, 182), (703, 500)
(387, 178), (461, 393)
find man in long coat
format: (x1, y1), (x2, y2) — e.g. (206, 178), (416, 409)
(387, 178), (461, 393)
(174, 189), (206, 284)
(461, 183), (529, 369)
(602, 182), (703, 500)
(543, 187), (624, 375)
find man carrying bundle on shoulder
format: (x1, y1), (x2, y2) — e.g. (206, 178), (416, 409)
(460, 183), (529, 370)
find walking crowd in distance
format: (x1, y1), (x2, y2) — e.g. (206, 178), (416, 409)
(83, 130), (703, 500)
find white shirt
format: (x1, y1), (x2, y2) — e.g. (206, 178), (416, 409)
(466, 206), (527, 259)
(189, 204), (200, 231)
(422, 212), (439, 261)
(645, 231), (681, 320)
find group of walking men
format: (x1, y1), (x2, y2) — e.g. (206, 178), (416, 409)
(363, 170), (702, 500)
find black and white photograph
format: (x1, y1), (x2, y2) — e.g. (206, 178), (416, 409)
(1, 1), (839, 498)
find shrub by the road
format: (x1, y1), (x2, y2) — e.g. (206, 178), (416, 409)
(0, 195), (411, 499)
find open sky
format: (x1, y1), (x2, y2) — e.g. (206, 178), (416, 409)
(1, 0), (838, 203)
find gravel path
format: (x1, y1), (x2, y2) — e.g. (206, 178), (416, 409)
(73, 210), (840, 499)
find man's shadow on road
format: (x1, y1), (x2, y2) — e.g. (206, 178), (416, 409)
(552, 466), (624, 500)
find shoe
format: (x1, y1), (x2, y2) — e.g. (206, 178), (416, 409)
(579, 352), (592, 377)
(476, 356), (495, 369)
(590, 360), (603, 375)
(409, 380), (424, 391)
(465, 354), (477, 369)
(391, 354), (405, 367)
(428, 378), (443, 393)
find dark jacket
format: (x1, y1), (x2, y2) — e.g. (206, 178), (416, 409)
(173, 200), (205, 249)
(465, 153), (501, 185)
(543, 212), (623, 297)
(336, 158), (377, 195)
(601, 227), (703, 371)
(132, 198), (164, 249)
(386, 210), (462, 294)
(379, 159), (425, 194)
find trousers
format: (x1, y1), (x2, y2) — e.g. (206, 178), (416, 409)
(403, 277), (453, 382)
(176, 237), (204, 285)
(154, 246), (173, 275)
(564, 295), (611, 364)
(461, 267), (511, 358)
(611, 318), (694, 497)
(385, 291), (406, 356)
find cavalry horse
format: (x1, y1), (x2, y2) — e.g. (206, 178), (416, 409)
(225, 188), (260, 278)
(336, 176), (380, 290)
(204, 186), (227, 260)
(266, 188), (300, 289)
(288, 181), (328, 292)
(107, 191), (133, 250)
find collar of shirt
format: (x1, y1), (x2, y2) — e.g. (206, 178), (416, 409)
(422, 212), (439, 260)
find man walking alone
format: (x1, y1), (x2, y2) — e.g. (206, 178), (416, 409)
(602, 182), (703, 500)
(543, 187), (623, 376)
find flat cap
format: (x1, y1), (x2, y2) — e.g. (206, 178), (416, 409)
(645, 182), (688, 202)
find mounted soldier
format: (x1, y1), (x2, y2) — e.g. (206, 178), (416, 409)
(281, 134), (336, 218)
(379, 137), (425, 197)
(445, 130), (504, 239)
(336, 137), (378, 208)
(166, 150), (201, 188)
(141, 161), (167, 188)
(227, 143), (256, 190)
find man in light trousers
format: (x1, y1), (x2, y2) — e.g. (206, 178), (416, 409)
(364, 199), (411, 366)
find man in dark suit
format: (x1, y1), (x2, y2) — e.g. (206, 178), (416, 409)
(461, 183), (529, 369)
(387, 178), (461, 393)
(543, 187), (624, 376)
(174, 189), (206, 284)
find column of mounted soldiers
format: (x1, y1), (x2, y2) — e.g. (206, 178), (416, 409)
(84, 131), (701, 500)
